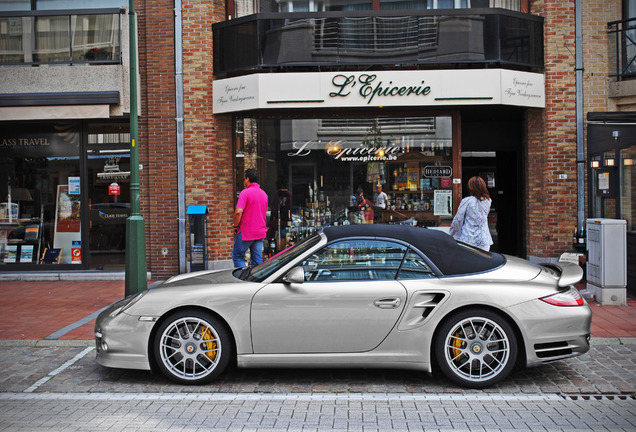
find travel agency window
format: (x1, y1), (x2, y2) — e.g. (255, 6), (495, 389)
(0, 122), (82, 268)
(234, 115), (458, 255)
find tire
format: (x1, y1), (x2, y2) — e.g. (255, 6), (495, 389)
(434, 308), (517, 388)
(153, 310), (231, 385)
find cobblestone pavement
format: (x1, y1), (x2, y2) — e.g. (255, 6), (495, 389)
(1, 339), (634, 395)
(0, 339), (634, 431)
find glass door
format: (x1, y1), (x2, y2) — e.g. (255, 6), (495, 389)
(87, 122), (130, 270)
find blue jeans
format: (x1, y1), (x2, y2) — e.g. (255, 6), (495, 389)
(232, 232), (264, 268)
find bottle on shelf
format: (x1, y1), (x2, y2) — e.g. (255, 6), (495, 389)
(572, 225), (578, 245)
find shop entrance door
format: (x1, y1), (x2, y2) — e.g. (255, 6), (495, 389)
(87, 124), (130, 270)
(461, 151), (520, 256)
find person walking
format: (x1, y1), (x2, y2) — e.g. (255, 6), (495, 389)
(232, 168), (269, 267)
(449, 176), (493, 251)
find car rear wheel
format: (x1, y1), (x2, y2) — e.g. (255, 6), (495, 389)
(154, 310), (231, 385)
(434, 308), (517, 388)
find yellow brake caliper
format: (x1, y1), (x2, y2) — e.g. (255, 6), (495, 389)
(201, 326), (218, 361)
(451, 331), (463, 362)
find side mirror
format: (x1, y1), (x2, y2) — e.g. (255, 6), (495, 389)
(282, 266), (305, 284)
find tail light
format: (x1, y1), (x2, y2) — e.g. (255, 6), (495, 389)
(540, 286), (584, 307)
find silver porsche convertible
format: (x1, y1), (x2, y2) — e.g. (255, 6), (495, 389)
(95, 225), (591, 388)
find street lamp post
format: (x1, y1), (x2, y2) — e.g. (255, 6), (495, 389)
(125, 0), (148, 296)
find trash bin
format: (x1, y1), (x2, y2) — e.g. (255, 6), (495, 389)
(187, 205), (208, 272)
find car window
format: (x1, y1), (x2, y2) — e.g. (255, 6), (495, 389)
(397, 249), (436, 279)
(300, 239), (407, 281)
(246, 234), (321, 281)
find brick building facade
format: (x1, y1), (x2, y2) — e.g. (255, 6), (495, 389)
(130, 0), (632, 280)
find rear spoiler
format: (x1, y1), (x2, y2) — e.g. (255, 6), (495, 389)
(541, 261), (584, 288)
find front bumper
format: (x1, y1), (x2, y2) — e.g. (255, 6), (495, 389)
(94, 303), (154, 371)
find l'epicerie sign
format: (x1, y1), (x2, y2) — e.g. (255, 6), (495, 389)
(212, 69), (545, 113)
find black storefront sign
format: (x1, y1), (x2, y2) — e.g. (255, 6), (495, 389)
(423, 166), (452, 178)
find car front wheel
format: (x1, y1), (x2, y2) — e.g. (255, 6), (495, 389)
(434, 308), (517, 388)
(154, 310), (231, 385)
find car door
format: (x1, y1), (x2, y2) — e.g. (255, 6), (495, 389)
(251, 239), (408, 354)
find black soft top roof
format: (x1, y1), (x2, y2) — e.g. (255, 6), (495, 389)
(322, 224), (505, 276)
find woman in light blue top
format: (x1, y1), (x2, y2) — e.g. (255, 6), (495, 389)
(449, 176), (493, 251)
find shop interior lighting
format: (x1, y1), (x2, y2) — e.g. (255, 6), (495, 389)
(604, 158), (615, 167)
(624, 158), (634, 166)
(590, 160), (600, 168)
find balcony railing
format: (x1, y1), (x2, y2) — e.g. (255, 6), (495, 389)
(213, 9), (543, 76)
(609, 17), (636, 79)
(0, 8), (122, 65)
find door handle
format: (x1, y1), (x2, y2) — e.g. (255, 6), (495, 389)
(373, 298), (401, 309)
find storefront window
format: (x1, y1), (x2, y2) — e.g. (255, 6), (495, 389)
(87, 123), (130, 270)
(1, 123), (81, 266)
(235, 115), (455, 255)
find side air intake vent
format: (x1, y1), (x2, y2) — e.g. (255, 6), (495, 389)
(398, 292), (447, 331)
(534, 341), (573, 359)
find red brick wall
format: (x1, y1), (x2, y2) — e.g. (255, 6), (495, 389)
(526, 0), (579, 259)
(181, 1), (235, 266)
(132, 0), (242, 278)
(136, 1), (180, 279)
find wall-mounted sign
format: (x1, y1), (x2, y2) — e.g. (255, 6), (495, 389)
(424, 166), (452, 178)
(213, 69), (545, 113)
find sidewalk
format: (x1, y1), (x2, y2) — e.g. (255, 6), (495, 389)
(0, 280), (634, 341)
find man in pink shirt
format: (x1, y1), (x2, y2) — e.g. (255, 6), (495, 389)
(232, 168), (269, 267)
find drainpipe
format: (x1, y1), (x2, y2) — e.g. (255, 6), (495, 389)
(575, 0), (585, 233)
(175, 0), (187, 273)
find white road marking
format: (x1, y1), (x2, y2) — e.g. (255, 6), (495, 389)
(23, 346), (95, 393)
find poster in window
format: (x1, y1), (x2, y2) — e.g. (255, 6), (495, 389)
(434, 190), (452, 216)
(4, 245), (17, 263)
(53, 185), (81, 264)
(68, 177), (80, 195)
(19, 245), (34, 262)
(598, 172), (610, 192)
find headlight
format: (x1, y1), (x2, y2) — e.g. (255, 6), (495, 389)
(108, 290), (148, 317)
(540, 286), (584, 307)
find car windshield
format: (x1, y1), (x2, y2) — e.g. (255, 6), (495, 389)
(243, 234), (322, 282)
